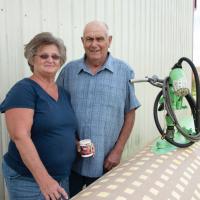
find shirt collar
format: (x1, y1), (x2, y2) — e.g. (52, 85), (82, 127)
(77, 52), (114, 74)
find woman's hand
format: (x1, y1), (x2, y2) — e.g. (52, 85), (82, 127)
(39, 176), (68, 200)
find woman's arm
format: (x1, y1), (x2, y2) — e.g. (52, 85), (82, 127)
(5, 108), (68, 200)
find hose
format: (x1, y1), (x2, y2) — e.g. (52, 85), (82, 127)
(162, 57), (200, 142)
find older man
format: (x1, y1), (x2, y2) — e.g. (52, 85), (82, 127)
(57, 20), (140, 197)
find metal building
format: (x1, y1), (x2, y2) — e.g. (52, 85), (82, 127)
(0, 0), (194, 199)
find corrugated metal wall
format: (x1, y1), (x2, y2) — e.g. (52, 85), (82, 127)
(194, 3), (200, 65)
(0, 0), (194, 199)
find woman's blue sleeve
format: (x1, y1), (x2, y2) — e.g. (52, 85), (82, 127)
(0, 80), (36, 113)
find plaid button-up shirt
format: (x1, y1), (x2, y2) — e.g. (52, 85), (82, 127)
(57, 53), (140, 177)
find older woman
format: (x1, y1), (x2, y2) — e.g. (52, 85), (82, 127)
(0, 32), (77, 200)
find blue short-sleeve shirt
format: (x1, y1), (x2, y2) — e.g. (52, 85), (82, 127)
(57, 53), (140, 177)
(0, 78), (78, 180)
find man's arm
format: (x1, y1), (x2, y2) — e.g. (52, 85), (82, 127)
(104, 109), (136, 171)
(56, 68), (65, 87)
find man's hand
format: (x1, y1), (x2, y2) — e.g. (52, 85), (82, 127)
(103, 148), (122, 172)
(104, 109), (136, 172)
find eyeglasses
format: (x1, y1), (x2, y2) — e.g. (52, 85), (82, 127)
(35, 54), (61, 60)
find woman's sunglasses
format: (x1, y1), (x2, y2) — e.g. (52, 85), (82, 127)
(35, 54), (61, 60)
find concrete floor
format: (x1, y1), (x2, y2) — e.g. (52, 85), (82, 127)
(72, 141), (200, 200)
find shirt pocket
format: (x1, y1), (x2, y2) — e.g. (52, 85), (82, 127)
(95, 83), (125, 108)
